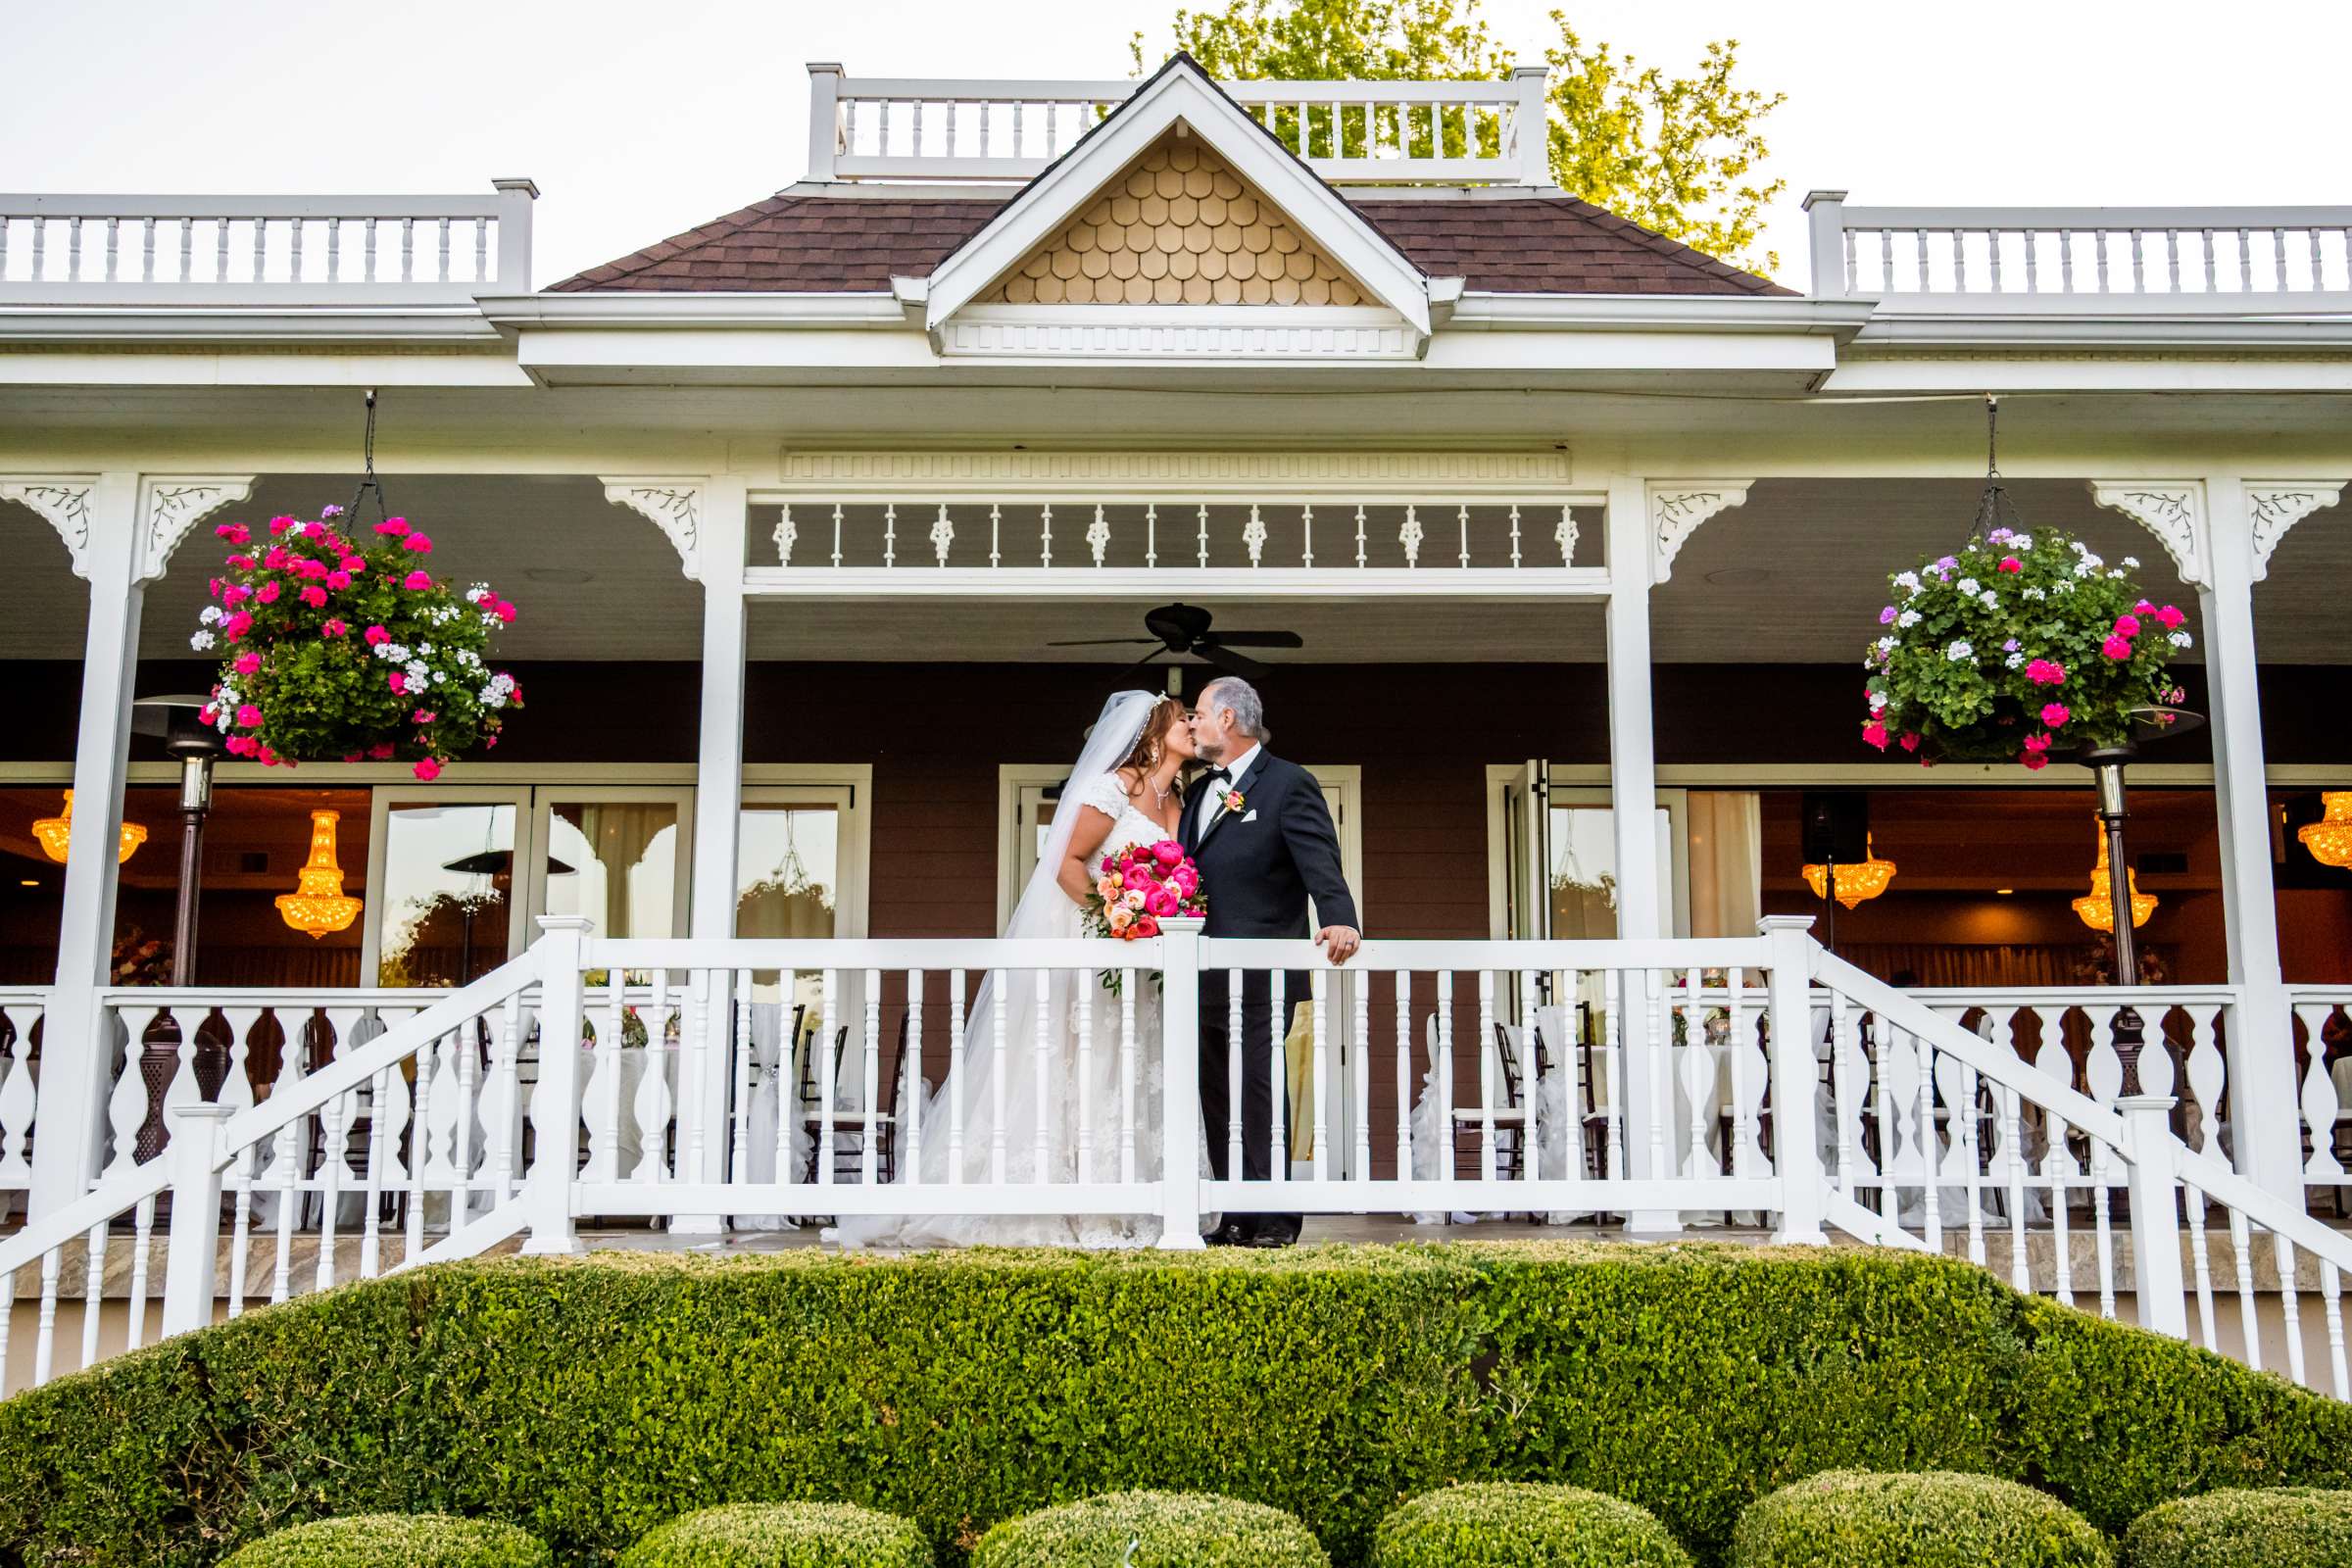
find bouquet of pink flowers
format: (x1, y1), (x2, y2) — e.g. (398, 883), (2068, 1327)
(1086, 838), (1206, 947)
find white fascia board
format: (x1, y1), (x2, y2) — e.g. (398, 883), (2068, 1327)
(921, 67), (1432, 336)
(0, 307), (504, 346)
(514, 327), (944, 380)
(1419, 327), (1837, 374)
(482, 292), (908, 330)
(1447, 292), (1874, 344)
(1848, 309), (2352, 352)
(0, 348), (531, 389)
(1822, 357), (2352, 394)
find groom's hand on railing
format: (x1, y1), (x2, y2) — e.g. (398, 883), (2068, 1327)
(1315, 925), (1361, 964)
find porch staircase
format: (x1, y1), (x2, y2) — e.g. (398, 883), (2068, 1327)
(5, 923), (2349, 1399)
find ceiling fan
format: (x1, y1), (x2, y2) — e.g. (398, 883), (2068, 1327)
(1049, 602), (1303, 685)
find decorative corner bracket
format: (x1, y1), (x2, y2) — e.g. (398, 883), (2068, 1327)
(601, 477), (708, 582)
(0, 476), (99, 578)
(2244, 482), (2345, 582)
(1647, 481), (1752, 584)
(135, 476), (256, 583)
(2087, 481), (2206, 588)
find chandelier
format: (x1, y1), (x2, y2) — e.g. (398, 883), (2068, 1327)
(276, 809), (364, 938)
(1802, 832), (1897, 909)
(2072, 818), (2156, 931)
(31, 790), (147, 864)
(2301, 792), (2352, 870)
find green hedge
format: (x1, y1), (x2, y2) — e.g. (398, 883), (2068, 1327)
(218, 1513), (551, 1567)
(2123, 1486), (2352, 1567)
(970, 1490), (1327, 1568)
(617, 1501), (930, 1567)
(1373, 1483), (1691, 1567)
(4, 1244), (2349, 1568)
(1732, 1471), (2111, 1568)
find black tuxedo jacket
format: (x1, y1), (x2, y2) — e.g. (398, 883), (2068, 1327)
(1180, 752), (1358, 938)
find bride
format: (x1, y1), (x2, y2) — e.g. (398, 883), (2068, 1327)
(833, 689), (1197, 1249)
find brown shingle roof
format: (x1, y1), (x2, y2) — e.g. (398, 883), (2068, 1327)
(550, 192), (1789, 297)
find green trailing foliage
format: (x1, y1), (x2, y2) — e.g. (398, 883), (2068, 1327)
(3, 1245), (2348, 1567)
(1731, 1471), (2111, 1568)
(1372, 1482), (1691, 1567)
(2122, 1486), (2352, 1568)
(617, 1501), (932, 1567)
(218, 1513), (551, 1568)
(970, 1490), (1328, 1568)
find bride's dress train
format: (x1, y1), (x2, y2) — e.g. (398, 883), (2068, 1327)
(833, 707), (1184, 1250)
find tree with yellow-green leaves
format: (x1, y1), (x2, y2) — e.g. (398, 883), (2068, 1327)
(1133, 0), (1787, 276)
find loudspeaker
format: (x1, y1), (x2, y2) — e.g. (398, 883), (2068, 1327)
(1801, 791), (1868, 865)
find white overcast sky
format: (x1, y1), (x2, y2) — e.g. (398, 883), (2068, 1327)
(5, 0), (2342, 287)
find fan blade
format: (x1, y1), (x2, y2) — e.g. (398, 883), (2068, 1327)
(1198, 629), (1304, 649)
(1047, 637), (1159, 647)
(1196, 643), (1270, 681)
(1108, 650), (1169, 689)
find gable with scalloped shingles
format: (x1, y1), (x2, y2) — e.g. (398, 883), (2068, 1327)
(979, 128), (1370, 307)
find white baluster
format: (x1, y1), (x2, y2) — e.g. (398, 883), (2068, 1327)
(933, 504), (955, 566)
(633, 977), (674, 1184)
(820, 969), (841, 1187)
(1119, 968), (1137, 1185)
(1087, 505), (1109, 567)
(1032, 966), (1052, 1183)
(1394, 971), (1412, 1183)
(864, 969), (884, 1186)
(1436, 972), (1453, 1183)
(1076, 965), (1095, 1183)
(949, 970), (967, 1184)
(906, 969), (925, 1187)
(123, 1195), (157, 1349)
(1477, 970), (1496, 1184)
(582, 970), (625, 1184)
(989, 969), (1007, 1184)
(1228, 967), (1246, 1186)
(1269, 971), (1288, 1186)
(1353, 968), (1372, 1187)
(2276, 1232), (2307, 1388)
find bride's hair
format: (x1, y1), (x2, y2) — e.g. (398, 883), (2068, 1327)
(1112, 693), (1188, 782)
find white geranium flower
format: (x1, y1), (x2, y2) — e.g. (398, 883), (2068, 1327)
(199, 606), (222, 625)
(1981, 591), (2000, 610)
(1946, 639), (1974, 661)
(1897, 610), (1922, 628)
(2004, 653), (2025, 669)
(1893, 570), (1921, 592)
(1867, 690), (1887, 711)
(405, 660), (429, 683)
(2122, 556), (2140, 568)
(2022, 586), (2046, 601)
(2169, 631), (2194, 648)
(1875, 636), (1896, 654)
(1956, 577), (1981, 596)
(188, 629), (215, 651)
(2012, 533), (2033, 550)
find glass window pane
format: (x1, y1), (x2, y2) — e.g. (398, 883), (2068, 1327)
(1548, 805), (1673, 939)
(544, 802), (680, 940)
(379, 802), (514, 987)
(736, 805), (840, 939)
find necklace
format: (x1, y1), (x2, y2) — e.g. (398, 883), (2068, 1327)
(1146, 776), (1176, 807)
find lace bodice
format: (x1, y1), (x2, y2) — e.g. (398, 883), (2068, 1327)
(1070, 772), (1176, 857)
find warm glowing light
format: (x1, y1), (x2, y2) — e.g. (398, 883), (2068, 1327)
(1802, 832), (1897, 909)
(2072, 819), (2157, 932)
(275, 809), (363, 939)
(30, 790), (146, 864)
(1995, 888), (2015, 896)
(2301, 792), (2352, 870)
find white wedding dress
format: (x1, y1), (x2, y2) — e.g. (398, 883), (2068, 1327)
(833, 693), (1181, 1250)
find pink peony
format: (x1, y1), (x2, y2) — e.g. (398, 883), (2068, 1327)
(233, 652), (262, 675)
(2100, 635), (2132, 660)
(234, 704), (263, 727)
(403, 569), (433, 590)
(1101, 856), (1117, 875)
(1169, 865), (1199, 897)
(1997, 556), (2023, 573)
(215, 522), (250, 544)
(2040, 703), (2070, 727)
(389, 671), (408, 694)
(413, 757), (441, 782)
(364, 624), (390, 646)
(321, 618), (349, 637)
(1153, 840), (1183, 867)
(300, 584), (328, 609)
(1862, 720), (1889, 751)
(402, 532), (432, 553)
(1146, 886), (1180, 918)
(2113, 613), (2141, 637)
(2156, 605), (2185, 629)
(1133, 914), (1159, 940)
(255, 580), (280, 604)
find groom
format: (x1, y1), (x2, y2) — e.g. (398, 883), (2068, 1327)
(1183, 675), (1360, 1248)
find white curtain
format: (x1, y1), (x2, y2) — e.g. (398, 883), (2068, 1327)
(1686, 792), (1762, 940)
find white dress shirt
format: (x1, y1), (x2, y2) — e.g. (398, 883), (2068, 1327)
(1197, 741), (1262, 837)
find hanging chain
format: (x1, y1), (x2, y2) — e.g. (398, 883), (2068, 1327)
(345, 387), (390, 528)
(1966, 391), (2025, 544)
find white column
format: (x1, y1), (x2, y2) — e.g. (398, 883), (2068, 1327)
(684, 480), (749, 1207)
(1604, 476), (1669, 1229)
(2199, 477), (2312, 1204)
(15, 473), (141, 1216)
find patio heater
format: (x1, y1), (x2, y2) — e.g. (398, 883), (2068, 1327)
(131, 694), (228, 986)
(440, 850), (571, 984)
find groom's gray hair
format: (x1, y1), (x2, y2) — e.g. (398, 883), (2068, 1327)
(1200, 675), (1266, 740)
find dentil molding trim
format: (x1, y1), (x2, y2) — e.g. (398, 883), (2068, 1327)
(0, 477), (99, 578)
(135, 475), (256, 583)
(2086, 481), (2205, 588)
(1647, 481), (1752, 585)
(2244, 482), (2344, 582)
(602, 477), (707, 582)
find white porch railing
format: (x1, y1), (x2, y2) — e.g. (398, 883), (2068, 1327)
(2293, 990), (2352, 1211)
(7, 924), (2351, 1401)
(1803, 192), (2352, 311)
(0, 990), (44, 1215)
(806, 64), (1553, 186)
(0, 184), (537, 305)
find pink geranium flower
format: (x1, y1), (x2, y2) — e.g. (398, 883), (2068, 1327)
(233, 652), (262, 676)
(412, 709), (437, 724)
(402, 569), (432, 590)
(2113, 613), (2141, 637)
(269, 516), (296, 537)
(215, 522), (250, 544)
(321, 618), (349, 637)
(413, 757), (442, 781)
(2100, 635), (2132, 660)
(2025, 659), (2066, 686)
(339, 556), (366, 574)
(235, 704), (263, 727)
(389, 671), (408, 695)
(368, 742), (395, 760)
(2040, 703), (2070, 727)
(364, 624), (391, 646)
(493, 601), (516, 623)
(300, 584), (328, 609)
(263, 546), (289, 570)
(222, 610), (254, 638)
(223, 555), (255, 571)
(1997, 556), (2023, 573)
(1898, 732), (1920, 753)
(2022, 750), (2048, 771)
(1862, 720), (1889, 750)
(255, 580), (281, 604)
(2156, 605), (2185, 629)
(325, 569), (351, 590)
(302, 520), (328, 542)
(375, 517), (410, 536)
(402, 532), (432, 553)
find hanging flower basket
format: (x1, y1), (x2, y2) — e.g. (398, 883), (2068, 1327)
(1861, 525), (2191, 767)
(191, 509), (521, 778)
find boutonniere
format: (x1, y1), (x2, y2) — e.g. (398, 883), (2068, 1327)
(1221, 789), (1248, 816)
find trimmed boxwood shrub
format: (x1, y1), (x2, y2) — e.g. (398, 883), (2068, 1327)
(1373, 1483), (1691, 1566)
(618, 1501), (931, 1566)
(971, 1490), (1327, 1568)
(3, 1244), (2348, 1567)
(1732, 1471), (2111, 1568)
(2124, 1486), (2352, 1567)
(220, 1512), (551, 1567)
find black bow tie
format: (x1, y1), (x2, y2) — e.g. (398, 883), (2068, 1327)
(1206, 766), (1232, 782)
